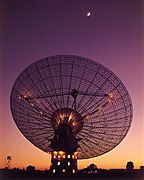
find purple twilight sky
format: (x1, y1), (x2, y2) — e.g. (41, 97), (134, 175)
(0, 0), (143, 169)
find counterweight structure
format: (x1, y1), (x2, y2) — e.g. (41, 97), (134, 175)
(10, 55), (133, 174)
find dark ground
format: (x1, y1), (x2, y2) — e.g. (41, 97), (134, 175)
(0, 168), (144, 180)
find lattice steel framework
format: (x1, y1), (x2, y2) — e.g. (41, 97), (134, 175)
(10, 55), (133, 159)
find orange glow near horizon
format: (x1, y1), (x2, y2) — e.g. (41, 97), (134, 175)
(1, 88), (144, 171)
(1, 118), (144, 171)
(1, 0), (143, 173)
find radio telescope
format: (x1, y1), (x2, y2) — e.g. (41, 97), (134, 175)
(10, 55), (133, 173)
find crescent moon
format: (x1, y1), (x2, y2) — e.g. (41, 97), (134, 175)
(87, 12), (91, 17)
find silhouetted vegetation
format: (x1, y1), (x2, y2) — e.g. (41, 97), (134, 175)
(0, 165), (144, 180)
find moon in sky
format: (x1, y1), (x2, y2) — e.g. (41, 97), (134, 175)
(87, 12), (91, 17)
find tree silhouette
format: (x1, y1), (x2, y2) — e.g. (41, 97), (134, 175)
(126, 161), (134, 173)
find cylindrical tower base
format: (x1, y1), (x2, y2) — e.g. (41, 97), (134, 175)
(50, 151), (78, 174)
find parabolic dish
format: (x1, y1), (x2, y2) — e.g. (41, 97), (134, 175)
(10, 55), (133, 159)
